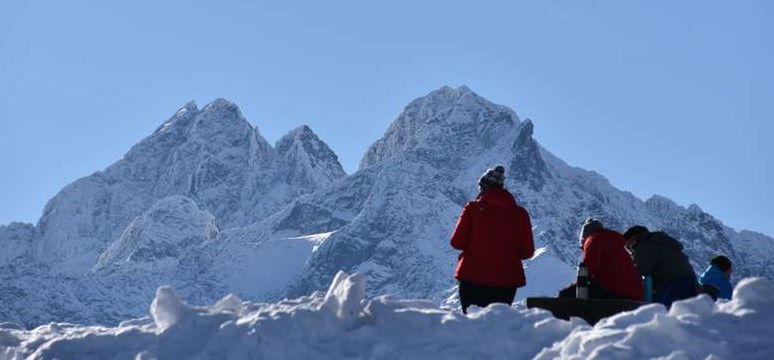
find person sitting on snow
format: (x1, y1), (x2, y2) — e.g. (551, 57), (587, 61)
(558, 218), (644, 301)
(699, 255), (733, 300)
(623, 225), (698, 307)
(450, 166), (535, 314)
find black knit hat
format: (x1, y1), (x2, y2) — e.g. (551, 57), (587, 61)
(710, 255), (732, 272)
(579, 218), (604, 246)
(623, 225), (650, 240)
(479, 166), (505, 189)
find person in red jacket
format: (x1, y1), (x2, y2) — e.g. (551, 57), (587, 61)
(450, 166), (535, 314)
(559, 218), (644, 301)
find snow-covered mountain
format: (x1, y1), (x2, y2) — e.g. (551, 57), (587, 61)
(0, 99), (346, 325)
(29, 99), (344, 274)
(1, 86), (772, 327)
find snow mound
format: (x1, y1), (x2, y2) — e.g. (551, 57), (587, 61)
(534, 277), (774, 360)
(0, 272), (571, 360)
(323, 271), (366, 323)
(2, 275), (773, 360)
(149, 286), (188, 331)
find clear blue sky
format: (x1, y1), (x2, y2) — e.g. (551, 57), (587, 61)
(1, 1), (772, 236)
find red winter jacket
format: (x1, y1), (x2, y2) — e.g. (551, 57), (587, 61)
(582, 229), (644, 301)
(451, 187), (535, 288)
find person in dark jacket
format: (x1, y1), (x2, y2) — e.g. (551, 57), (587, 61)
(623, 225), (698, 307)
(450, 166), (535, 314)
(559, 219), (644, 301)
(699, 255), (733, 300)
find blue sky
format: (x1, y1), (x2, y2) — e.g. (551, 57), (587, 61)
(1, 0), (772, 236)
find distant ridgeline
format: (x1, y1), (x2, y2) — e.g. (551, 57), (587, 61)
(2, 86), (772, 327)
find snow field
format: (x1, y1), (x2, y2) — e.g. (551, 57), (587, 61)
(1, 273), (772, 360)
(535, 277), (774, 360)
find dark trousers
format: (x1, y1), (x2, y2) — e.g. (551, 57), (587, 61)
(458, 280), (517, 314)
(558, 280), (628, 300)
(655, 276), (699, 308)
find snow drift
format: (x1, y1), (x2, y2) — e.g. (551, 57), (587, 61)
(1, 273), (772, 360)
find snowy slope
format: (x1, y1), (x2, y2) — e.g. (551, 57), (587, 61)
(1, 86), (773, 328)
(1, 273), (772, 360)
(0, 223), (34, 265)
(730, 230), (774, 279)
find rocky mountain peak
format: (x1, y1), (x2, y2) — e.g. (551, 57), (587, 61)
(360, 86), (520, 170)
(189, 98), (254, 147)
(687, 204), (704, 214)
(645, 195), (682, 217)
(419, 85), (475, 104)
(276, 125), (316, 152)
(176, 100), (199, 116)
(95, 196), (218, 272)
(518, 119), (534, 138)
(276, 125), (347, 188)
(509, 119), (549, 190)
(202, 98), (240, 113)
(152, 101), (199, 134)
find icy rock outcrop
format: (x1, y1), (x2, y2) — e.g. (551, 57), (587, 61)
(276, 125), (347, 188)
(0, 222), (35, 265)
(95, 196), (218, 271)
(731, 230), (774, 279)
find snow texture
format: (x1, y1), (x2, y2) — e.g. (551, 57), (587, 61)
(534, 277), (774, 360)
(1, 273), (772, 360)
(1, 86), (773, 328)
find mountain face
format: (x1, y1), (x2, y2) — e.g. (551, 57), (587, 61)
(0, 222), (35, 265)
(94, 196), (219, 272)
(2, 87), (772, 327)
(31, 99), (344, 274)
(280, 86), (771, 300)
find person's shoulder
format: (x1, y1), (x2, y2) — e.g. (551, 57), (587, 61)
(512, 203), (530, 216)
(587, 229), (615, 239)
(600, 229), (625, 241)
(650, 231), (676, 241)
(650, 231), (684, 249)
(463, 199), (485, 212)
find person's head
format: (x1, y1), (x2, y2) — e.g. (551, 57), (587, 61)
(710, 255), (733, 280)
(478, 165), (505, 192)
(623, 225), (650, 252)
(578, 218), (604, 248)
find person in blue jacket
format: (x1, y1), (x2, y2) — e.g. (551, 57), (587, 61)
(699, 255), (733, 300)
